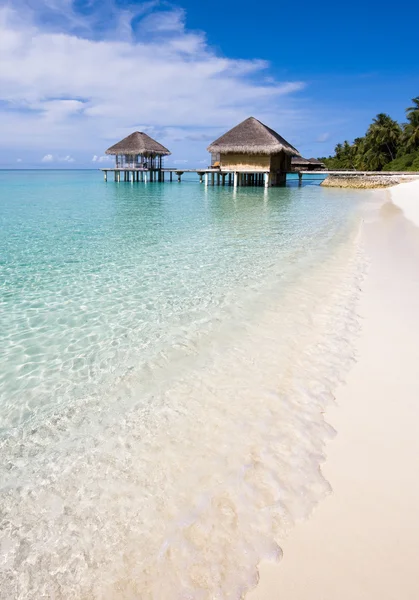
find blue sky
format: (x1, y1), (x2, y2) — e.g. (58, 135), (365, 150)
(0, 0), (418, 168)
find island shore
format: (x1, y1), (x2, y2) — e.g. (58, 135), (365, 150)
(247, 179), (419, 600)
(321, 174), (418, 188)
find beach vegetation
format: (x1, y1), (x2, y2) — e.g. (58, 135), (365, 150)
(319, 96), (419, 171)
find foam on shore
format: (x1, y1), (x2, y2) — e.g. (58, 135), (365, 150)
(248, 179), (419, 600)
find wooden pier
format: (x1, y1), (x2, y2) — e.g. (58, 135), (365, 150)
(102, 122), (309, 189)
(100, 167), (307, 187)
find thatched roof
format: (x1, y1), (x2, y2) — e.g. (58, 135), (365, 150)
(291, 156), (310, 165)
(105, 132), (171, 156)
(207, 117), (301, 156)
(307, 157), (325, 165)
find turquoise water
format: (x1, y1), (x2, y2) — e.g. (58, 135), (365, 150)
(0, 170), (366, 598)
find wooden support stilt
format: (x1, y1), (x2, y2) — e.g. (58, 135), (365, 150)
(228, 173), (232, 186)
(298, 172), (303, 186)
(233, 172), (238, 187)
(222, 174), (226, 186)
(198, 172), (204, 184)
(211, 172), (215, 186)
(104, 171), (107, 182)
(170, 171), (173, 182)
(204, 173), (209, 186)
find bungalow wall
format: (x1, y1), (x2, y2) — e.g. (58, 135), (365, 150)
(270, 152), (291, 172)
(219, 152), (291, 173)
(270, 152), (291, 184)
(220, 153), (270, 171)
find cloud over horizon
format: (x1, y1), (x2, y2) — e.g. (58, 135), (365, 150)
(0, 0), (308, 165)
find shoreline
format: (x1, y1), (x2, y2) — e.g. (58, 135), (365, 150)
(247, 179), (419, 599)
(321, 174), (419, 188)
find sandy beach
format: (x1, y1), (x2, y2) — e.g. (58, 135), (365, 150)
(248, 179), (419, 600)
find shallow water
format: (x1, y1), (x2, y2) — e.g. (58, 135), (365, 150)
(0, 171), (367, 598)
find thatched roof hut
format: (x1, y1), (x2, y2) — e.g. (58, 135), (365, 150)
(292, 156), (326, 171)
(105, 132), (171, 156)
(207, 117), (301, 157)
(307, 157), (326, 169)
(291, 156), (310, 168)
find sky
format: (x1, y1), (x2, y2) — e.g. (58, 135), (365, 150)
(0, 0), (418, 168)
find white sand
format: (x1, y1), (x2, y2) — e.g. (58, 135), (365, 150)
(247, 182), (419, 600)
(390, 178), (419, 226)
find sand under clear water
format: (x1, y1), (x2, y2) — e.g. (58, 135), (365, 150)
(0, 171), (370, 598)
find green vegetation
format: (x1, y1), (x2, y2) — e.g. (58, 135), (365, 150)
(319, 96), (419, 171)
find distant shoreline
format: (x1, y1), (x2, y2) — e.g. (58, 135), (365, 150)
(321, 173), (419, 188)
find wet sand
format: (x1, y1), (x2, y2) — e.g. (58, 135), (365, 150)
(248, 180), (419, 600)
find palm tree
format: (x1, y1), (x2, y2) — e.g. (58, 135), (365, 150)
(406, 97), (419, 121)
(352, 137), (366, 170)
(370, 113), (401, 160)
(404, 97), (419, 152)
(334, 143), (343, 159)
(364, 113), (402, 167)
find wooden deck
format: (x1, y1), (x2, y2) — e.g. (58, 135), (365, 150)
(100, 168), (418, 186)
(101, 167), (283, 186)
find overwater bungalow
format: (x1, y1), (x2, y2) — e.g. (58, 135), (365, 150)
(104, 131), (171, 181)
(307, 157), (326, 170)
(207, 117), (301, 186)
(292, 156), (326, 171)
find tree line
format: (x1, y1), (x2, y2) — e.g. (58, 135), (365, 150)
(318, 96), (419, 171)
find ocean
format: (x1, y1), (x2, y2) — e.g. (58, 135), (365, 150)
(0, 170), (366, 598)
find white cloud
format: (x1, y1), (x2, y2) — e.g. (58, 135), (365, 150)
(59, 155), (75, 162)
(316, 132), (330, 143)
(41, 154), (54, 162)
(173, 159), (188, 164)
(92, 155), (113, 163)
(0, 2), (306, 163)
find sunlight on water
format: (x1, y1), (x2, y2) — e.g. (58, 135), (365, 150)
(0, 171), (367, 598)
